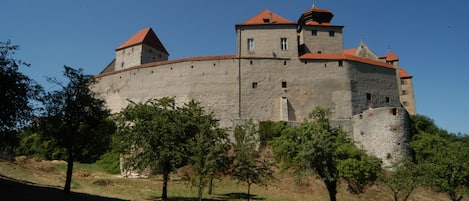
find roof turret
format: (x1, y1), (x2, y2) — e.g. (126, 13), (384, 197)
(116, 27), (169, 55)
(298, 5), (334, 27)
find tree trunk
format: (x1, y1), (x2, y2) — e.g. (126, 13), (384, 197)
(63, 147), (74, 193)
(208, 176), (214, 195)
(162, 171), (169, 201)
(247, 183), (251, 201)
(198, 176), (203, 201)
(325, 180), (337, 201)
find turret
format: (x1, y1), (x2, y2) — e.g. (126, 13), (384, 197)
(297, 6), (344, 55)
(115, 27), (169, 70)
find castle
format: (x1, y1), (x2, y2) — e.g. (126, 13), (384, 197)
(93, 6), (416, 166)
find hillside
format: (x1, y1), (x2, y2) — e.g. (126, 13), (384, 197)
(0, 157), (455, 201)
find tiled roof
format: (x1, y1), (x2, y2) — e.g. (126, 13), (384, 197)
(299, 53), (394, 69)
(237, 9), (296, 26)
(298, 5), (334, 27)
(385, 50), (399, 62)
(343, 48), (357, 56)
(399, 68), (412, 79)
(116, 27), (169, 55)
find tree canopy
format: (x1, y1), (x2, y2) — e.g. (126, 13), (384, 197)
(39, 66), (114, 193)
(0, 40), (41, 157)
(272, 107), (381, 201)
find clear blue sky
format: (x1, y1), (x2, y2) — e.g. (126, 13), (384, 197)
(3, 0), (469, 134)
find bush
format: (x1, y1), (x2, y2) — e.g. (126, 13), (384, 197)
(95, 150), (121, 174)
(258, 120), (287, 148)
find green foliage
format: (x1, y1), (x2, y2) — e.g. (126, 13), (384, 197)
(16, 129), (65, 160)
(0, 40), (41, 157)
(184, 101), (232, 201)
(272, 106), (381, 201)
(258, 120), (287, 148)
(39, 66), (114, 193)
(336, 142), (382, 194)
(382, 158), (420, 201)
(231, 120), (274, 201)
(95, 150), (121, 174)
(115, 97), (216, 201)
(411, 132), (469, 201)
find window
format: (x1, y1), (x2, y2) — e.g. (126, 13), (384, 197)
(329, 31), (335, 37)
(252, 82), (258, 89)
(312, 30), (317, 36)
(281, 38), (288, 50)
(401, 80), (407, 85)
(402, 90), (408, 95)
(366, 93), (372, 101)
(338, 60), (343, 66)
(282, 81), (287, 88)
(247, 38), (254, 52)
(386, 97), (390, 103)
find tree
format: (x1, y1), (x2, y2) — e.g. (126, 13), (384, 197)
(231, 120), (274, 201)
(412, 132), (469, 201)
(115, 97), (208, 201)
(272, 107), (381, 201)
(0, 40), (41, 158)
(382, 158), (420, 201)
(336, 142), (382, 194)
(182, 101), (231, 201)
(40, 66), (114, 193)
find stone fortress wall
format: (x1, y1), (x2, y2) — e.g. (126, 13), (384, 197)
(93, 5), (415, 166)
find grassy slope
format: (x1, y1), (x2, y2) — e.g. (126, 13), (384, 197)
(0, 158), (457, 201)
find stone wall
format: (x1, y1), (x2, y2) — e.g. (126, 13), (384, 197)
(352, 107), (411, 167)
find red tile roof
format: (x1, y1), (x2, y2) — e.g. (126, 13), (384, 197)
(343, 48), (357, 56)
(298, 5), (334, 27)
(399, 68), (412, 79)
(385, 50), (399, 62)
(237, 9), (296, 26)
(299, 53), (394, 69)
(116, 27), (169, 55)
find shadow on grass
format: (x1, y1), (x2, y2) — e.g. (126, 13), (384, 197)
(148, 193), (265, 201)
(0, 174), (127, 201)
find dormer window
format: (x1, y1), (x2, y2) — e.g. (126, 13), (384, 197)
(263, 18), (270, 23)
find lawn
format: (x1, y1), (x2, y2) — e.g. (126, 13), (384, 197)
(0, 157), (453, 201)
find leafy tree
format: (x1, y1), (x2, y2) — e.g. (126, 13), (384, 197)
(181, 101), (231, 201)
(412, 132), (469, 201)
(382, 157), (420, 201)
(115, 97), (209, 201)
(0, 40), (41, 157)
(231, 120), (274, 201)
(272, 107), (381, 201)
(39, 66), (114, 193)
(336, 142), (382, 194)
(258, 120), (287, 149)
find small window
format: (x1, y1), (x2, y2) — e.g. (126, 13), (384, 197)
(403, 101), (409, 106)
(402, 90), (408, 95)
(366, 93), (372, 101)
(250, 60), (253, 65)
(401, 80), (407, 85)
(282, 81), (287, 88)
(280, 38), (288, 51)
(312, 30), (317, 36)
(283, 60), (287, 65)
(252, 82), (258, 89)
(329, 31), (335, 37)
(263, 18), (269, 23)
(338, 60), (343, 66)
(247, 38), (254, 51)
(385, 97), (390, 103)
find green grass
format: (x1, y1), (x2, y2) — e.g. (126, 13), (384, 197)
(0, 158), (457, 201)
